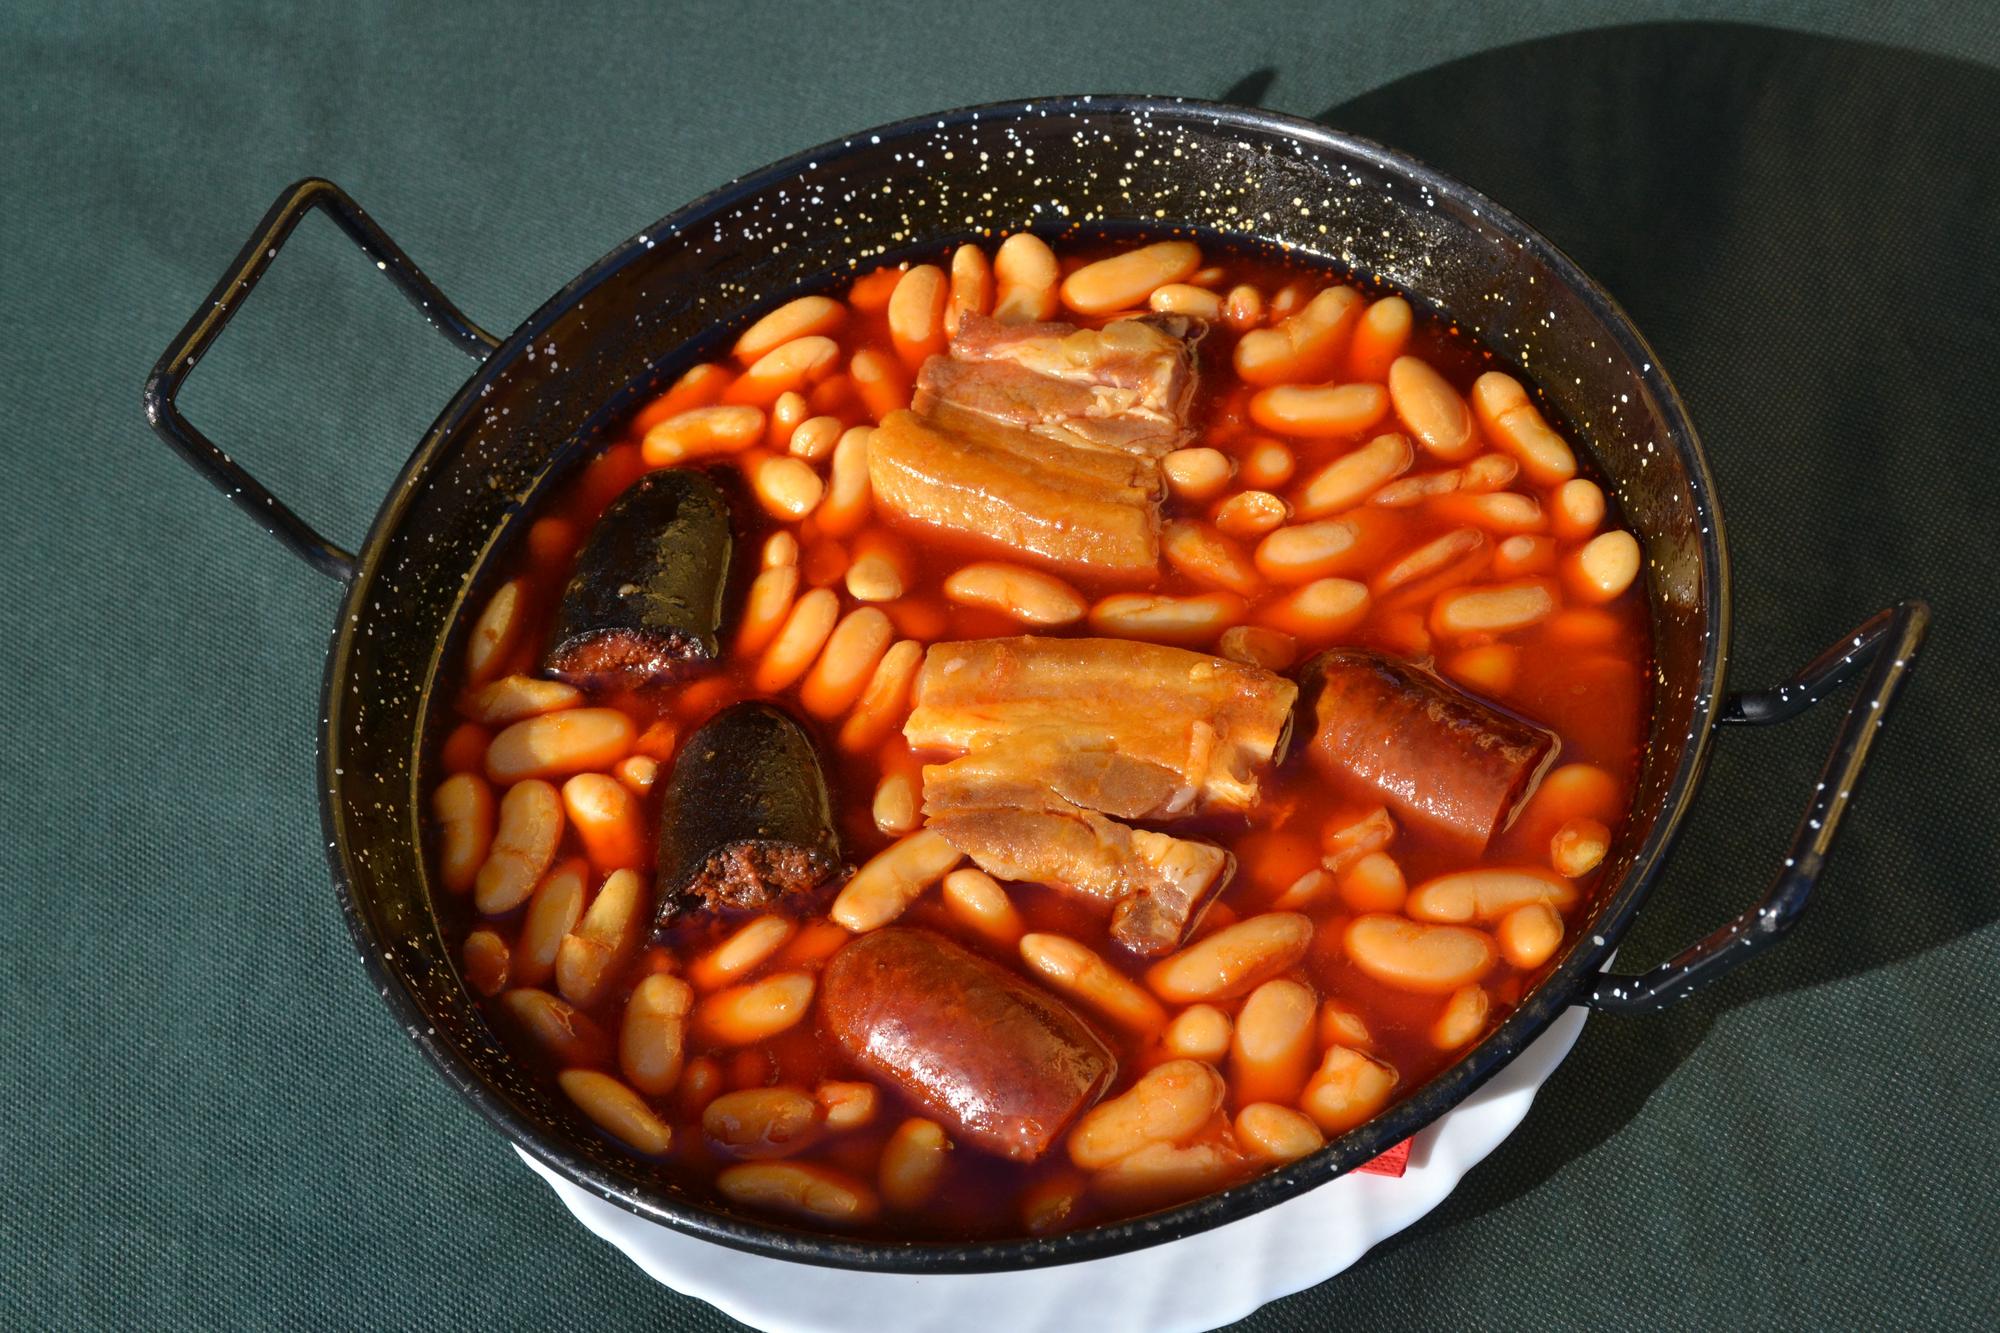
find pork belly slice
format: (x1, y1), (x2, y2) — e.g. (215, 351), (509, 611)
(908, 638), (1285, 954)
(923, 729), (1191, 822)
(926, 805), (1234, 957)
(904, 637), (1298, 815)
(868, 409), (1161, 576)
(1109, 833), (1237, 957)
(868, 311), (1204, 577)
(916, 400), (1161, 494)
(916, 361), (1183, 458)
(929, 314), (1201, 460)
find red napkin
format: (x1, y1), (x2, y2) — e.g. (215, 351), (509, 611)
(1354, 1138), (1411, 1177)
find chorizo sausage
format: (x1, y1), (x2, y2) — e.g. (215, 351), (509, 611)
(1299, 648), (1557, 848)
(819, 928), (1116, 1161)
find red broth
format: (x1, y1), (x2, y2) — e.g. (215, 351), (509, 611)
(431, 237), (1651, 1240)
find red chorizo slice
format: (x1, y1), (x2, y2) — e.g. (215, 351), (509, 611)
(819, 928), (1117, 1161)
(1300, 648), (1558, 849)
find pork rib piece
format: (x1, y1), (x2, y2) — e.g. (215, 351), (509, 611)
(868, 312), (1205, 578)
(868, 407), (1162, 576)
(921, 730), (1189, 822)
(915, 314), (1201, 459)
(905, 637), (1297, 815)
(905, 637), (1297, 955)
(925, 803), (1235, 957)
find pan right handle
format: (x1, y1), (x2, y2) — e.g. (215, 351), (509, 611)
(1583, 599), (1931, 1015)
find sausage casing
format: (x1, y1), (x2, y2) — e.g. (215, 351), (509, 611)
(819, 928), (1116, 1161)
(544, 468), (734, 689)
(654, 702), (841, 925)
(1300, 648), (1557, 848)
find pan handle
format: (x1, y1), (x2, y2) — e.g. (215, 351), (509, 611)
(141, 178), (500, 583)
(1583, 599), (1931, 1015)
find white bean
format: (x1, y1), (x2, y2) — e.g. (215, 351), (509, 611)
(1343, 915), (1496, 993)
(554, 867), (643, 1009)
(1229, 979), (1317, 1106)
(688, 915), (796, 991)
(1300, 1045), (1397, 1134)
(1429, 579), (1557, 638)
(1387, 355), (1480, 460)
(1067, 1059), (1226, 1169)
(992, 234), (1059, 323)
(798, 607), (893, 719)
(690, 971), (816, 1046)
(1088, 591), (1244, 647)
(1162, 447), (1235, 502)
(1294, 432), (1414, 518)
(1470, 372), (1577, 485)
(872, 768), (920, 836)
(1212, 490), (1291, 540)
(940, 867), (1024, 947)
(1061, 241), (1202, 316)
(716, 1162), (879, 1224)
(1090, 1140), (1241, 1208)
(1145, 913), (1312, 1004)
(641, 405), (766, 466)
(1372, 527), (1485, 596)
(1565, 530), (1642, 602)
(1430, 984), (1491, 1049)
(1019, 933), (1168, 1035)
(473, 780), (564, 914)
(829, 830), (961, 932)
(559, 1070), (673, 1155)
(888, 264), (948, 366)
(1235, 1102), (1325, 1162)
(513, 859), (585, 987)
(703, 1087), (823, 1159)
(434, 773), (494, 895)
(1405, 867), (1579, 922)
(620, 972), (693, 1096)
(1162, 1004), (1234, 1062)
(485, 709), (635, 784)
(1249, 383), (1389, 439)
(944, 561), (1087, 626)
(1552, 478), (1606, 540)
(879, 1118), (952, 1208)
(462, 674), (581, 726)
(734, 296), (845, 363)
(1149, 282), (1224, 319)
(465, 579), (527, 687)
(1497, 902), (1565, 969)
(749, 454), (825, 520)
(1254, 519), (1359, 584)
(1551, 818), (1611, 877)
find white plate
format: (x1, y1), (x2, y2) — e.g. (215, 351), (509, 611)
(521, 1003), (1586, 1332)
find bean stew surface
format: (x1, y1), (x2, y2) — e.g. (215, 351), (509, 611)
(430, 235), (1651, 1240)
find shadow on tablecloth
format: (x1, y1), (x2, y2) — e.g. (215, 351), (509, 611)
(1228, 19), (2000, 1234)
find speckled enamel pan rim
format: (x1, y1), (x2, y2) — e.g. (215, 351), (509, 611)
(319, 94), (1730, 1274)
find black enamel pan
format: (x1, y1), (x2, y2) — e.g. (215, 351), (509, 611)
(142, 96), (1929, 1272)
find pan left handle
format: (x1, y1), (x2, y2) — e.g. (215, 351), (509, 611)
(1583, 599), (1931, 1014)
(141, 178), (499, 583)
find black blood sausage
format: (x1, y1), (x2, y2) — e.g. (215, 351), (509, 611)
(654, 702), (840, 925)
(544, 468), (733, 690)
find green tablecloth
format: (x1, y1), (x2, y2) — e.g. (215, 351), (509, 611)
(4, 3), (1996, 1328)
